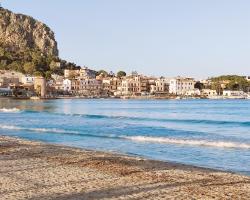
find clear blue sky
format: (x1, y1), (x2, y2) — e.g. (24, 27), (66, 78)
(3, 0), (250, 78)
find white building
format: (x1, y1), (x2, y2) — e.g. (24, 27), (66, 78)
(63, 79), (72, 92)
(185, 88), (201, 96)
(169, 77), (195, 95)
(201, 89), (218, 96)
(223, 90), (245, 97)
(21, 75), (35, 85)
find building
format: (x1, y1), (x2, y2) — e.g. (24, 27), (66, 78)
(64, 67), (96, 79)
(0, 70), (23, 88)
(21, 75), (35, 85)
(78, 78), (102, 96)
(150, 78), (169, 94)
(121, 75), (149, 96)
(201, 89), (218, 96)
(51, 74), (64, 91)
(169, 77), (195, 95)
(223, 90), (245, 97)
(63, 79), (72, 92)
(102, 77), (121, 95)
(185, 88), (201, 96)
(34, 77), (46, 97)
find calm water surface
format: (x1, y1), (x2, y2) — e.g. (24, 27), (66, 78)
(0, 99), (250, 175)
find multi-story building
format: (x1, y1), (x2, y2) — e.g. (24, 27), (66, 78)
(0, 70), (23, 88)
(64, 67), (96, 79)
(201, 89), (218, 97)
(79, 67), (96, 79)
(63, 79), (72, 92)
(51, 74), (64, 91)
(150, 78), (169, 94)
(102, 77), (121, 95)
(78, 78), (102, 96)
(121, 75), (149, 96)
(169, 77), (195, 95)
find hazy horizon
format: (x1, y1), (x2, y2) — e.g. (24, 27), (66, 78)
(3, 0), (250, 79)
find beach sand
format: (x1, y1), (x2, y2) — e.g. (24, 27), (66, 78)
(0, 136), (249, 200)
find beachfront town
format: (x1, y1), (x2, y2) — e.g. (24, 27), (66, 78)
(0, 68), (250, 99)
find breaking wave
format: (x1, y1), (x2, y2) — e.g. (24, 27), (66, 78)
(122, 136), (250, 149)
(0, 125), (79, 134)
(0, 108), (21, 113)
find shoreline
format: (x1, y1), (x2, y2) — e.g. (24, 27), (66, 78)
(1, 96), (250, 101)
(0, 136), (249, 199)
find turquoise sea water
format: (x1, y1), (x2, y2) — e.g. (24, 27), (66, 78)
(0, 99), (250, 175)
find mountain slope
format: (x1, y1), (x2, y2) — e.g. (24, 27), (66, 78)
(0, 7), (58, 56)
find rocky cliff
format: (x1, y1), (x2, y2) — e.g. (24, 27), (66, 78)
(0, 8), (58, 56)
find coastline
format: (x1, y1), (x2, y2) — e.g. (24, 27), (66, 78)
(0, 136), (249, 199)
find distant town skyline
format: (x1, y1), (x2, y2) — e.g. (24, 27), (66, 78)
(4, 0), (250, 79)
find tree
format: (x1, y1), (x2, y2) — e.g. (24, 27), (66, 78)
(97, 70), (108, 77)
(194, 81), (204, 90)
(33, 71), (43, 77)
(23, 62), (35, 74)
(117, 71), (126, 78)
(45, 71), (52, 79)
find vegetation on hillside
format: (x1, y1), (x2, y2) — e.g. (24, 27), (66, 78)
(210, 75), (250, 92)
(0, 43), (80, 78)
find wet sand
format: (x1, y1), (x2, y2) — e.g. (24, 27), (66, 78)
(0, 136), (249, 200)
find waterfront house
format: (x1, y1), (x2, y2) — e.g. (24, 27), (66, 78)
(78, 78), (102, 96)
(0, 70), (23, 88)
(102, 77), (121, 95)
(223, 90), (245, 97)
(121, 75), (149, 96)
(21, 75), (35, 85)
(169, 77), (195, 95)
(201, 89), (218, 97)
(63, 79), (72, 92)
(185, 88), (201, 96)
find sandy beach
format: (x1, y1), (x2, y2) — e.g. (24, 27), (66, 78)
(0, 136), (249, 200)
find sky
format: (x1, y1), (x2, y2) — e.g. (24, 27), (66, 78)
(3, 0), (250, 78)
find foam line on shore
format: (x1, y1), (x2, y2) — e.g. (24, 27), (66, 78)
(0, 125), (79, 134)
(122, 136), (250, 149)
(0, 108), (21, 113)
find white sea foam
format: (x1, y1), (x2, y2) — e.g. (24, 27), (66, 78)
(123, 136), (250, 149)
(0, 108), (21, 113)
(0, 125), (79, 134)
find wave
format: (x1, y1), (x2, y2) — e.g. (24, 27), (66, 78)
(52, 113), (250, 127)
(0, 108), (21, 113)
(21, 110), (250, 127)
(0, 125), (118, 139)
(1, 124), (250, 149)
(0, 125), (79, 134)
(122, 136), (250, 149)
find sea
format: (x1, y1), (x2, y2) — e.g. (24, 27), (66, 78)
(0, 98), (249, 175)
